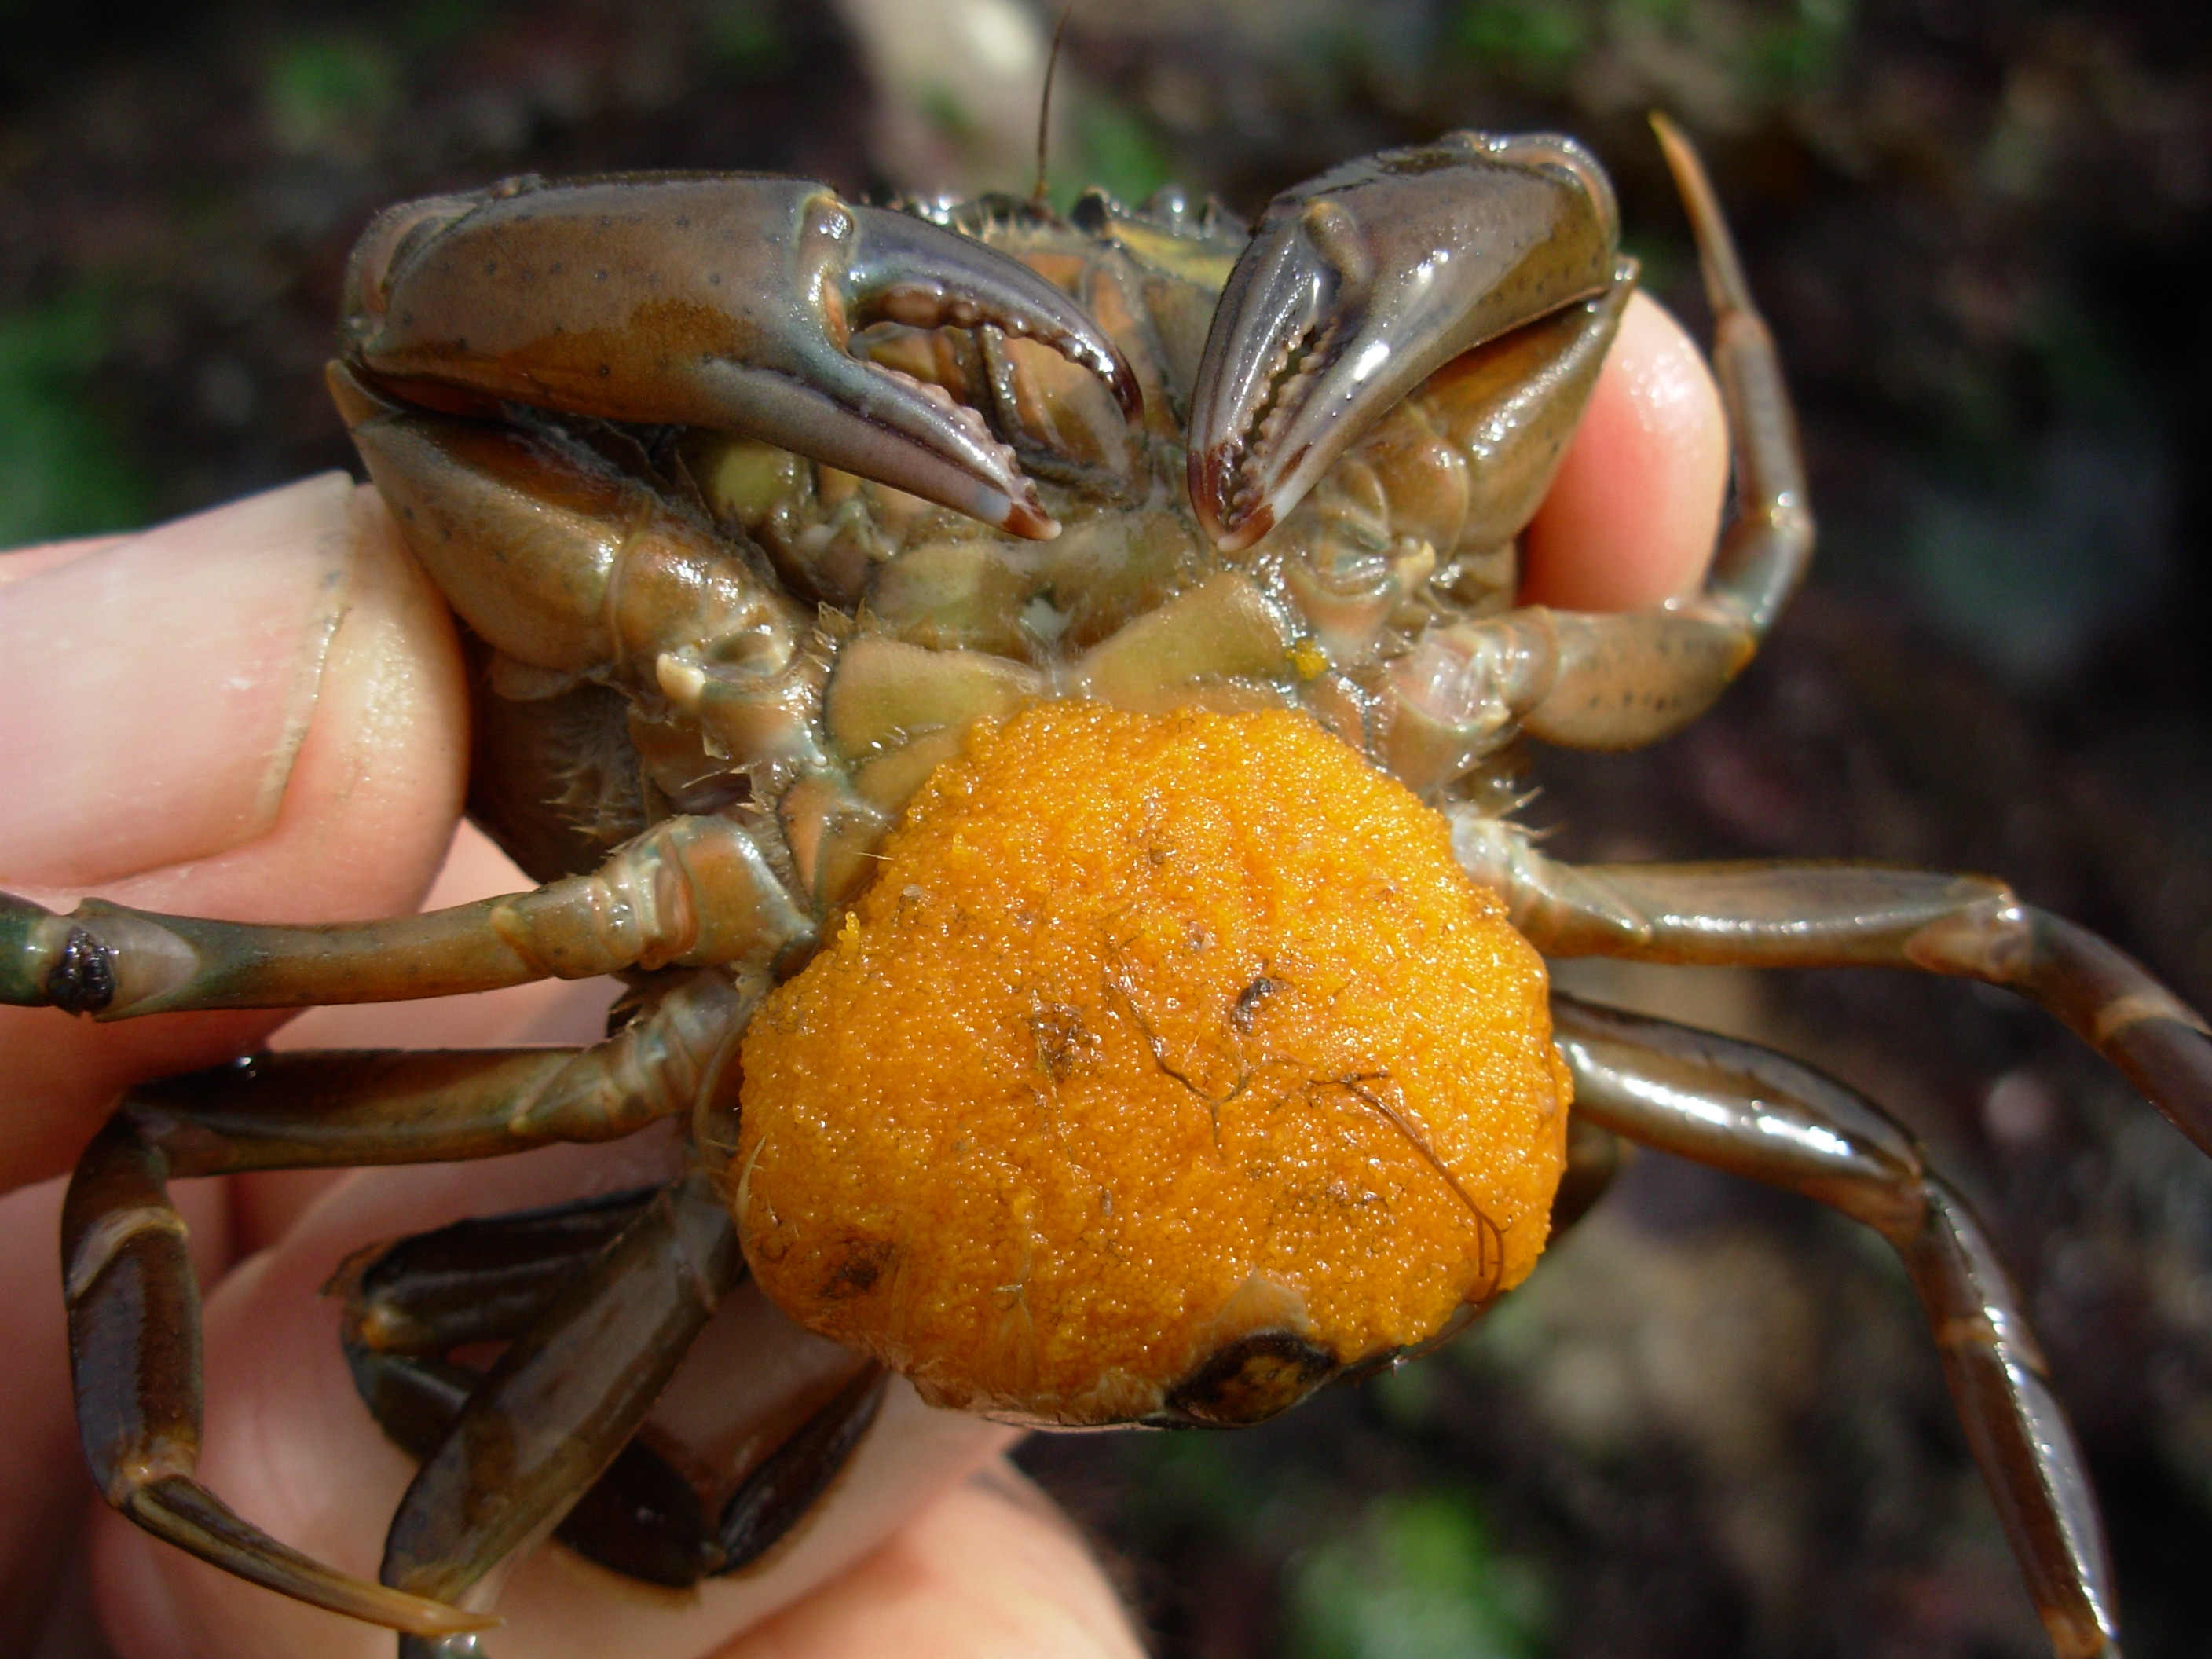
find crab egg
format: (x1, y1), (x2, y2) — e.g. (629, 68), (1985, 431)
(732, 702), (1570, 1426)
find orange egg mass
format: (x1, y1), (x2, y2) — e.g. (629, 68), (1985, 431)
(733, 701), (1570, 1426)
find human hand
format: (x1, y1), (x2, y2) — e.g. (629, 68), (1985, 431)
(0, 288), (1723, 1657)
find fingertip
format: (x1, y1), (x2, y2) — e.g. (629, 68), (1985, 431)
(0, 482), (469, 1195)
(1519, 289), (1729, 613)
(720, 1459), (1144, 1659)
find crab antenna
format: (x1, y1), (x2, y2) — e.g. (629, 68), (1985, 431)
(1031, 3), (1076, 207)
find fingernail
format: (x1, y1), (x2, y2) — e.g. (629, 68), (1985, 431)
(0, 473), (360, 888)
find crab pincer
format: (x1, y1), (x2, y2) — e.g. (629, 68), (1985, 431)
(345, 175), (1141, 538)
(1188, 132), (1622, 553)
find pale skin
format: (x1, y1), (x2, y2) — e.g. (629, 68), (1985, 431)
(0, 288), (1724, 1658)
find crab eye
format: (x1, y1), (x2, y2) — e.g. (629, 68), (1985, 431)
(342, 193), (478, 335)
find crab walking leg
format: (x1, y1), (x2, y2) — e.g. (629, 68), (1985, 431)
(1649, 113), (1813, 637)
(335, 1188), (713, 1587)
(1385, 116), (1812, 762)
(1552, 993), (2119, 1659)
(1550, 1114), (1628, 1242)
(356, 1348), (888, 1593)
(61, 972), (751, 1635)
(339, 1185), (668, 1356)
(1455, 817), (2212, 1155)
(0, 811), (810, 1019)
(337, 1188), (890, 1590)
(378, 1174), (742, 1626)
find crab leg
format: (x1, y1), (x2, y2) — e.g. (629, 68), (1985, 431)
(1456, 818), (2212, 1156)
(0, 812), (808, 1018)
(378, 1171), (743, 1627)
(339, 1186), (666, 1358)
(1200, 119), (1812, 756)
(338, 1190), (888, 1592)
(346, 176), (1138, 540)
(1405, 116), (1806, 756)
(1554, 993), (2118, 1659)
(61, 972), (751, 1635)
(1496, 115), (1808, 749)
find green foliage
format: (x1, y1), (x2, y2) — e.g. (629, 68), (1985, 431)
(1064, 94), (1172, 211)
(0, 292), (148, 548)
(1453, 0), (1589, 84)
(1450, 0), (1855, 103)
(264, 32), (398, 157)
(703, 0), (791, 79)
(1290, 1491), (1551, 1659)
(401, 0), (492, 52)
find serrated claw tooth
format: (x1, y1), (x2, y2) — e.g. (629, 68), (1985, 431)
(847, 204), (1142, 419)
(1188, 133), (1620, 554)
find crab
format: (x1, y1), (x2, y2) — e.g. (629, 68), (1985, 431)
(4, 116), (2209, 1659)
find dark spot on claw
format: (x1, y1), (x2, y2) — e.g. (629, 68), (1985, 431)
(1158, 1330), (1336, 1426)
(47, 928), (116, 1016)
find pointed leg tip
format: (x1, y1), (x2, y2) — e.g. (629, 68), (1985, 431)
(125, 1477), (504, 1638)
(1648, 112), (1706, 186)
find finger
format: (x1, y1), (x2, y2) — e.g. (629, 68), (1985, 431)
(93, 1141), (1016, 1659)
(0, 476), (469, 1192)
(0, 1174), (99, 1651)
(716, 1458), (1142, 1659)
(1518, 288), (1730, 613)
(0, 1170), (230, 1653)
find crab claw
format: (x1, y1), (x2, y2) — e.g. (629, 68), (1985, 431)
(1188, 133), (1619, 553)
(346, 176), (1140, 540)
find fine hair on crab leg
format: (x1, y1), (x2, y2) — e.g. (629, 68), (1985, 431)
(1454, 818), (2212, 1155)
(0, 811), (809, 1020)
(338, 1190), (891, 1591)
(1551, 993), (2119, 1659)
(61, 972), (754, 1633)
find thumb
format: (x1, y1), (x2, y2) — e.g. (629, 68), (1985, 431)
(0, 474), (468, 1192)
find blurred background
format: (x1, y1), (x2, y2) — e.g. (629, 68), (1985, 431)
(5, 1), (2212, 1654)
